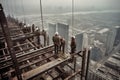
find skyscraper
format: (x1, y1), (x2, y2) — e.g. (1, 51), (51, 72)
(114, 26), (120, 46)
(75, 32), (88, 52)
(105, 29), (116, 55)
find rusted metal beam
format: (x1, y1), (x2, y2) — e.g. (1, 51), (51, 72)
(23, 56), (71, 80)
(9, 53), (55, 74)
(81, 49), (86, 80)
(64, 69), (81, 80)
(0, 42), (34, 59)
(85, 50), (91, 80)
(28, 39), (42, 49)
(74, 57), (76, 72)
(0, 4), (22, 80)
(16, 42), (26, 54)
(26, 39), (38, 50)
(0, 45), (53, 65)
(0, 45), (54, 73)
(66, 64), (74, 71)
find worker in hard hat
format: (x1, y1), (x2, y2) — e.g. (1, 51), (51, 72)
(34, 26), (40, 35)
(52, 32), (60, 54)
(70, 36), (76, 54)
(34, 27), (40, 47)
(27, 24), (31, 32)
(35, 27), (39, 32)
(60, 37), (65, 53)
(31, 24), (35, 40)
(22, 24), (27, 33)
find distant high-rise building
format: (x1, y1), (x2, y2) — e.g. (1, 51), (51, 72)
(105, 29), (116, 55)
(114, 26), (120, 46)
(57, 23), (69, 52)
(90, 46), (103, 61)
(75, 33), (88, 52)
(95, 28), (109, 43)
(48, 23), (56, 45)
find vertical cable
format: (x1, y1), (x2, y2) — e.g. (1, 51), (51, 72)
(13, 0), (17, 17)
(72, 0), (74, 36)
(5, 0), (10, 16)
(40, 0), (44, 30)
(21, 0), (25, 23)
(10, 0), (14, 17)
(11, 0), (14, 17)
(11, 0), (16, 18)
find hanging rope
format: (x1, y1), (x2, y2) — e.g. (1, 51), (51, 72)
(72, 0), (74, 36)
(11, 0), (14, 17)
(21, 0), (25, 23)
(9, 0), (14, 17)
(5, 0), (10, 16)
(40, 0), (44, 30)
(13, 0), (17, 17)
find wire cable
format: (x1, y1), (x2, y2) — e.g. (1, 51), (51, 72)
(13, 0), (17, 17)
(21, 0), (25, 23)
(40, 0), (44, 30)
(5, 0), (10, 16)
(72, 0), (74, 36)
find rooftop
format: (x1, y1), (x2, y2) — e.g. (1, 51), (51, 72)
(98, 28), (109, 34)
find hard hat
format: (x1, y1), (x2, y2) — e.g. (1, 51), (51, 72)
(35, 27), (39, 31)
(72, 36), (75, 38)
(55, 32), (59, 35)
(27, 24), (30, 27)
(24, 25), (27, 28)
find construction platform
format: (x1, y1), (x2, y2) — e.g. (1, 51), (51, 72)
(0, 4), (91, 80)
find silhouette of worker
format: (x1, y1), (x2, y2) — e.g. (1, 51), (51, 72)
(60, 37), (65, 53)
(70, 36), (76, 54)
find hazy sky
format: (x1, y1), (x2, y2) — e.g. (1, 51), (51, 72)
(1, 0), (120, 8)
(21, 0), (120, 9)
(0, 0), (120, 15)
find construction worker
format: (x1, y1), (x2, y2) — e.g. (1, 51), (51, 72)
(42, 29), (47, 46)
(35, 27), (39, 33)
(22, 24), (27, 33)
(32, 24), (35, 33)
(70, 36), (76, 54)
(34, 27), (40, 47)
(60, 37), (65, 53)
(26, 24), (31, 33)
(52, 32), (60, 54)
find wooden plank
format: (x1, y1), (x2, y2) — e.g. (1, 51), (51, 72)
(23, 56), (71, 80)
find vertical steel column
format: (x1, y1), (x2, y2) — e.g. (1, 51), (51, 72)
(85, 50), (91, 80)
(0, 4), (22, 80)
(74, 56), (76, 72)
(37, 35), (40, 48)
(40, 0), (44, 30)
(81, 49), (86, 80)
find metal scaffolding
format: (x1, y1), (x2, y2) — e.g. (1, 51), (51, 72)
(0, 4), (91, 80)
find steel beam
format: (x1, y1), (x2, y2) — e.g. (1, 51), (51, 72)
(81, 49), (86, 80)
(85, 50), (91, 80)
(0, 4), (22, 80)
